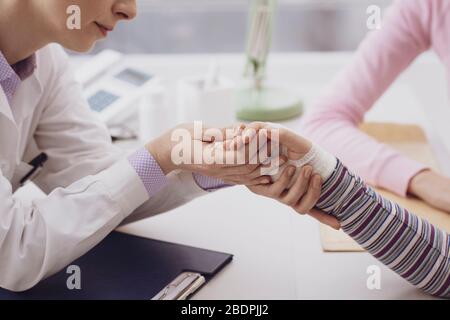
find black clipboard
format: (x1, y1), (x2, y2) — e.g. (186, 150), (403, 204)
(0, 232), (233, 300)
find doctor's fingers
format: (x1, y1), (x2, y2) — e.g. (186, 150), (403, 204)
(223, 175), (272, 186)
(236, 122), (268, 143)
(202, 123), (246, 142)
(239, 122), (313, 160)
(220, 166), (272, 185)
(216, 155), (287, 180)
(279, 166), (313, 207)
(226, 125), (270, 154)
(210, 163), (260, 176)
(201, 142), (262, 167)
(203, 143), (280, 169)
(237, 122), (286, 152)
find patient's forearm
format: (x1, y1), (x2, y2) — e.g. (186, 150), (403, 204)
(316, 160), (450, 298)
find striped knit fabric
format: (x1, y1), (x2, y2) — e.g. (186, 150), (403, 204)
(317, 160), (450, 298)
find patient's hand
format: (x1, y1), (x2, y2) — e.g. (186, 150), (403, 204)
(247, 165), (340, 230)
(230, 122), (341, 230)
(408, 170), (450, 213)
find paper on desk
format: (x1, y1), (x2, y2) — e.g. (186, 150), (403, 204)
(320, 123), (450, 252)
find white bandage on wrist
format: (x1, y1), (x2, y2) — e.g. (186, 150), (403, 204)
(262, 123), (337, 185)
(268, 144), (337, 186)
(291, 144), (337, 181)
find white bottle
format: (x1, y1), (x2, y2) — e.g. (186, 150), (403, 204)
(139, 86), (170, 143)
(177, 61), (236, 127)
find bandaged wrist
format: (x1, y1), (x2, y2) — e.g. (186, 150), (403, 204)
(269, 144), (337, 184)
(263, 123), (336, 180)
(292, 144), (338, 181)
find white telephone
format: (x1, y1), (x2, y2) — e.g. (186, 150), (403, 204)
(75, 50), (159, 126)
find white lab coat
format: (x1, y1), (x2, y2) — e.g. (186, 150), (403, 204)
(0, 44), (207, 291)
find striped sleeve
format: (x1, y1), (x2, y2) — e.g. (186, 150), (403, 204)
(316, 161), (450, 298)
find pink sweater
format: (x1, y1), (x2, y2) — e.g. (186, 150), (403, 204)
(301, 0), (450, 196)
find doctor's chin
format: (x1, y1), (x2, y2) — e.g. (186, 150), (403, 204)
(0, 0), (448, 311)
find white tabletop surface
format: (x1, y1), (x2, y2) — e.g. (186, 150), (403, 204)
(18, 52), (450, 299)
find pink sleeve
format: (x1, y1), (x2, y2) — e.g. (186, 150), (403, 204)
(301, 0), (435, 196)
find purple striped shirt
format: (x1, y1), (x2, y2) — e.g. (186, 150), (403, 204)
(127, 148), (169, 197)
(317, 161), (449, 298)
(128, 147), (229, 195)
(0, 51), (33, 103)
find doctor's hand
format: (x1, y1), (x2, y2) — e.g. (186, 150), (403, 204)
(145, 123), (277, 186)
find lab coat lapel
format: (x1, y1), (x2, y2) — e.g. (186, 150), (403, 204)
(12, 72), (43, 121)
(0, 86), (15, 123)
(0, 88), (19, 179)
(0, 52), (42, 179)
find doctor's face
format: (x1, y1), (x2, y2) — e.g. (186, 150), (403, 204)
(40, 0), (137, 52)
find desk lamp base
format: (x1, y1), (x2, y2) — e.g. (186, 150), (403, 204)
(235, 87), (303, 122)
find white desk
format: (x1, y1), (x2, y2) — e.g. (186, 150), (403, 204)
(20, 52), (450, 299)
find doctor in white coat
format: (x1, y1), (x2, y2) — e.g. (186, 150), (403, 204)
(0, 0), (276, 291)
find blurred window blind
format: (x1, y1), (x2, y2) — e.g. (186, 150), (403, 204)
(91, 0), (392, 53)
